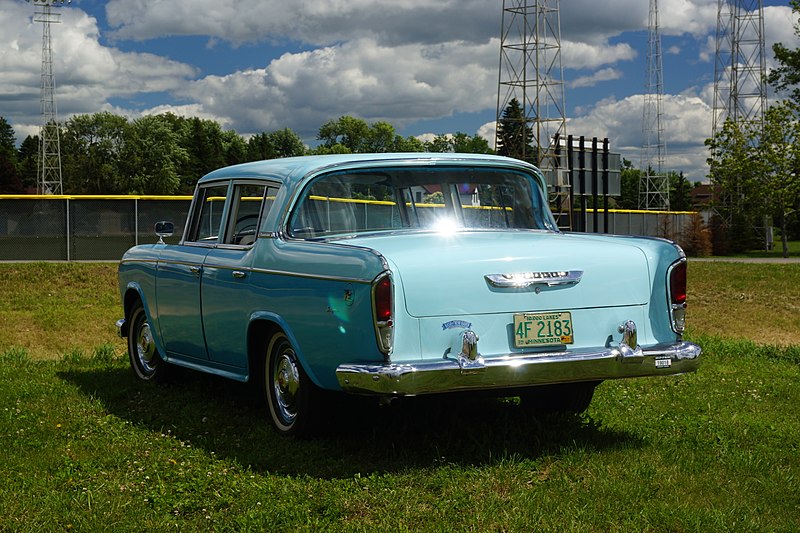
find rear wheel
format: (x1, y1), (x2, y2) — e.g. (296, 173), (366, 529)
(262, 332), (318, 436)
(519, 381), (600, 415)
(127, 301), (170, 382)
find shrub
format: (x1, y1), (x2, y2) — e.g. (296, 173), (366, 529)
(680, 213), (712, 257)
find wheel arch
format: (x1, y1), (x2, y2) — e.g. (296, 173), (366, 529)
(246, 312), (325, 389)
(123, 282), (168, 362)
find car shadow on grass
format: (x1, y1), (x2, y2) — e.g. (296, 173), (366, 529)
(59, 363), (643, 479)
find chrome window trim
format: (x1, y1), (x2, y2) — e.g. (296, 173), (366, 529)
(248, 266), (373, 285)
(280, 163), (556, 241)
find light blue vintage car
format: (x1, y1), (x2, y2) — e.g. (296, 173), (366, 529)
(117, 153), (701, 435)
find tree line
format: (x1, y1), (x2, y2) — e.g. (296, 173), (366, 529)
(0, 114), (491, 195)
(0, 108), (700, 212)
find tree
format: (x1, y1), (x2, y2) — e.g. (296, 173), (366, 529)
(120, 115), (188, 195)
(0, 117), (16, 162)
(16, 135), (38, 191)
(180, 117), (226, 190)
(247, 128), (305, 161)
(768, 0), (800, 104)
(61, 112), (128, 194)
(617, 159), (641, 210)
(318, 116), (370, 152)
(705, 118), (765, 252)
(394, 135), (425, 152)
(0, 117), (23, 194)
(758, 102), (800, 257)
(669, 172), (693, 211)
(267, 128), (306, 158)
(496, 98), (534, 161)
(221, 129), (248, 166)
(316, 116), (424, 154)
(424, 132), (493, 154)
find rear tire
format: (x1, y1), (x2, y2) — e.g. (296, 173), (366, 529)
(519, 381), (600, 415)
(261, 332), (318, 437)
(127, 301), (170, 382)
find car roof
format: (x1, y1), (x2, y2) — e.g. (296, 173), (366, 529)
(197, 152), (543, 188)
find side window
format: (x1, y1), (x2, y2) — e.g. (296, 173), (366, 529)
(224, 183), (269, 246)
(188, 183), (229, 243)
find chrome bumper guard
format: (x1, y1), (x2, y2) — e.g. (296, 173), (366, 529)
(336, 341), (701, 396)
(115, 318), (128, 339)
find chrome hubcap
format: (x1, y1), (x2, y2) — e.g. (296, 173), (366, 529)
(136, 322), (157, 373)
(272, 350), (300, 425)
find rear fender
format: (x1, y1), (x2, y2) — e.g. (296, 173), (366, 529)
(247, 311), (328, 390)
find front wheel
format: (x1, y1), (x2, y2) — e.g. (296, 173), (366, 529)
(262, 333), (318, 436)
(127, 301), (170, 382)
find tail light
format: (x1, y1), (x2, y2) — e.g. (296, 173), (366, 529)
(372, 273), (393, 356)
(668, 260), (687, 334)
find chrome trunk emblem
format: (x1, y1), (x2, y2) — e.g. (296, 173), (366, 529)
(484, 270), (583, 288)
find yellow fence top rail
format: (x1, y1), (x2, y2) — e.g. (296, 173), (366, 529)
(0, 195), (194, 201)
(0, 195), (698, 216)
(585, 208), (698, 216)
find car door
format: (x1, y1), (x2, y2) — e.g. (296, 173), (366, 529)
(201, 182), (278, 368)
(156, 181), (230, 361)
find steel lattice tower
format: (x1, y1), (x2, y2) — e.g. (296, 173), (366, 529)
(639, 0), (669, 210)
(495, 0), (569, 226)
(29, 0), (68, 195)
(712, 0), (767, 139)
(711, 0), (767, 222)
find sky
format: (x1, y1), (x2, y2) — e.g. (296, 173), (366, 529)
(0, 0), (797, 182)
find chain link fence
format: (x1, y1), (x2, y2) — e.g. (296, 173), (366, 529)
(0, 196), (191, 261)
(0, 196), (696, 261)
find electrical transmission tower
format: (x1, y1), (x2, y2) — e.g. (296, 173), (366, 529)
(711, 0), (767, 225)
(639, 0), (669, 210)
(29, 0), (69, 195)
(712, 0), (767, 138)
(496, 0), (570, 228)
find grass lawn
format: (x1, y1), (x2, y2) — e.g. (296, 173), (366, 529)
(1, 262), (799, 530)
(736, 240), (800, 258)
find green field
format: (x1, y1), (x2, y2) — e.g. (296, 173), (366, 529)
(1, 262), (799, 531)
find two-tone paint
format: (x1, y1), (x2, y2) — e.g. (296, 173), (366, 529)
(118, 153), (700, 400)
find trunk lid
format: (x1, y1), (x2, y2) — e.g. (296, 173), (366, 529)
(339, 231), (651, 317)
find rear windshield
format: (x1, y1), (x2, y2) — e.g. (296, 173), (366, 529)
(288, 166), (557, 239)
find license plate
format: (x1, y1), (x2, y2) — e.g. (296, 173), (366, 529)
(513, 311), (574, 347)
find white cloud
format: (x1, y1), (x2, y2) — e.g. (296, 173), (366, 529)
(177, 38), (499, 137)
(0, 0), (197, 134)
(569, 94), (714, 181)
(569, 68), (623, 89)
(477, 121), (497, 150)
(105, 0), (500, 46)
(563, 41), (637, 70)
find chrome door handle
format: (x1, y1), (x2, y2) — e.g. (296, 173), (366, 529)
(232, 270), (247, 279)
(189, 266), (202, 276)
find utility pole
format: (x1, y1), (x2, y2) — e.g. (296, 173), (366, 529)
(28, 0), (69, 195)
(496, 0), (570, 228)
(640, 0), (669, 210)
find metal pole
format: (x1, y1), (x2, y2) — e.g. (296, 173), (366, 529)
(591, 137), (598, 233)
(579, 136), (586, 232)
(65, 198), (70, 261)
(602, 138), (610, 233)
(134, 198), (139, 246)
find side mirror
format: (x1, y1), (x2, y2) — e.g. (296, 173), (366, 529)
(154, 221), (174, 244)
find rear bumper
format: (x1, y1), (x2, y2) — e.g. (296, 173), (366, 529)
(336, 341), (701, 396)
